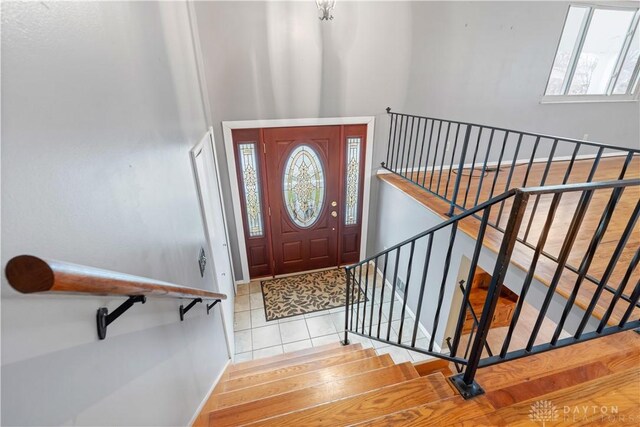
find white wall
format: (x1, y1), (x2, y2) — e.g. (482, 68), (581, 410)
(404, 1), (640, 150)
(1, 2), (228, 425)
(193, 1), (414, 278)
(194, 1), (638, 281)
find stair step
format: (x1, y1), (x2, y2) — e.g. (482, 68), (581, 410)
(205, 354), (394, 411)
(472, 367), (640, 426)
(228, 342), (345, 373)
(475, 329), (640, 391)
(355, 331), (640, 426)
(226, 343), (362, 380)
(206, 362), (419, 426)
(413, 358), (453, 377)
(249, 373), (455, 426)
(221, 348), (377, 392)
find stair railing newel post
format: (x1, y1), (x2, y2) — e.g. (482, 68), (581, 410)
(449, 191), (530, 399)
(341, 267), (350, 345)
(447, 125), (472, 217)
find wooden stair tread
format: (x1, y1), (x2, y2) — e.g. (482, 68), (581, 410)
(228, 342), (345, 373)
(475, 329), (640, 391)
(248, 373), (455, 426)
(203, 354), (394, 411)
(470, 367), (640, 426)
(356, 331), (640, 426)
(228, 343), (362, 379)
(413, 358), (453, 377)
(221, 348), (377, 392)
(205, 362), (419, 426)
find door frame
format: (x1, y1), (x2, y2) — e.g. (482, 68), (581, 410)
(190, 128), (237, 356)
(223, 116), (376, 284)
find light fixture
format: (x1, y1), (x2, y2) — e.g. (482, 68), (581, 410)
(316, 0), (336, 21)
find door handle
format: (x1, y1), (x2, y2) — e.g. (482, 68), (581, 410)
(331, 211), (337, 218)
(331, 201), (337, 207)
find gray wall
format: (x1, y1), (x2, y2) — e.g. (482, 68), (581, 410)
(193, 1), (414, 278)
(374, 178), (599, 350)
(404, 1), (640, 149)
(194, 1), (639, 282)
(1, 2), (228, 425)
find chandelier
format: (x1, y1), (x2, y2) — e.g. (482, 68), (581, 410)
(316, 0), (336, 21)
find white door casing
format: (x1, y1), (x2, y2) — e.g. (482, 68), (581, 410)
(191, 129), (236, 356)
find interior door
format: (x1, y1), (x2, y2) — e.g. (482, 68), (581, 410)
(264, 126), (341, 275)
(192, 131), (235, 354)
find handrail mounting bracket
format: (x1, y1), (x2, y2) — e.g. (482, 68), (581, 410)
(206, 299), (221, 315)
(97, 295), (146, 340)
(180, 298), (203, 321)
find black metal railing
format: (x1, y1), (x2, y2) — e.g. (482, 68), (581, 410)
(342, 178), (640, 398)
(382, 108), (640, 305)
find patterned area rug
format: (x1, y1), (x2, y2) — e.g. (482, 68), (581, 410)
(262, 269), (365, 321)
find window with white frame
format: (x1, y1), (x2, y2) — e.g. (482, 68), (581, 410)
(544, 4), (640, 100)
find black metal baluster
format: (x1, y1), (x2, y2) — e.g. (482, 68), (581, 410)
(386, 249), (401, 341)
(617, 151), (634, 180)
(342, 268), (351, 345)
(403, 117), (416, 179)
(522, 136), (540, 187)
(618, 279), (640, 327)
(429, 223), (458, 351)
(473, 129), (495, 207)
(455, 192), (530, 397)
(561, 143), (581, 185)
(361, 261), (371, 334)
(397, 241), (416, 345)
(437, 122), (452, 196)
(487, 131), (508, 201)
(550, 186), (624, 344)
(525, 189), (593, 351)
(448, 125), (472, 216)
(415, 118), (429, 186)
(499, 193), (562, 358)
(445, 123), (462, 201)
(385, 113), (397, 168)
(522, 139), (558, 242)
(496, 134), (523, 229)
(597, 247), (640, 332)
(462, 128), (483, 209)
(377, 252), (389, 339)
(411, 234), (434, 347)
(574, 198), (640, 338)
(355, 264), (363, 334)
(394, 115), (406, 172)
(368, 256), (379, 336)
(586, 147), (604, 182)
(421, 120), (436, 188)
(409, 118), (421, 183)
(429, 121), (443, 191)
(449, 207), (491, 357)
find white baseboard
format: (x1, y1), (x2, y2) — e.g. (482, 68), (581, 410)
(377, 150), (628, 177)
(188, 358), (231, 426)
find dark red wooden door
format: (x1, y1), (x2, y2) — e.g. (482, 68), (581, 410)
(264, 126), (341, 275)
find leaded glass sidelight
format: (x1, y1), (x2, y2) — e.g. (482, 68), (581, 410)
(344, 137), (361, 225)
(237, 143), (264, 237)
(283, 145), (325, 228)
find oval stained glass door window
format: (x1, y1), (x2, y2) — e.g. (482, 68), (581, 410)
(283, 145), (325, 228)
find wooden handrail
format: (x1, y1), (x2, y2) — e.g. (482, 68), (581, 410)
(5, 255), (227, 300)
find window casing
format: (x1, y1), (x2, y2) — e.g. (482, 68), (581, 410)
(543, 4), (640, 103)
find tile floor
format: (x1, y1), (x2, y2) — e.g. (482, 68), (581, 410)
(233, 277), (437, 364)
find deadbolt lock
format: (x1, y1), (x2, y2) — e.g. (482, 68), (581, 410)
(331, 201), (337, 207)
(331, 211), (337, 218)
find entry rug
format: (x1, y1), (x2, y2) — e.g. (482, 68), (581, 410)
(261, 269), (367, 321)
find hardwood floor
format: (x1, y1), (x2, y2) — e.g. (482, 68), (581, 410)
(194, 331), (640, 426)
(379, 155), (640, 326)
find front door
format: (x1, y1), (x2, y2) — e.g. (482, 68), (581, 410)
(232, 124), (367, 278)
(264, 126), (341, 275)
